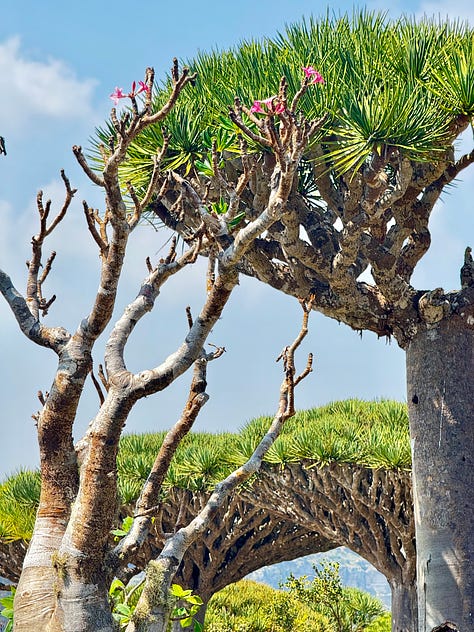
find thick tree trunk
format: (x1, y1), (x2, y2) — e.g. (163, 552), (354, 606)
(390, 579), (418, 632)
(13, 517), (64, 631)
(406, 316), (474, 631)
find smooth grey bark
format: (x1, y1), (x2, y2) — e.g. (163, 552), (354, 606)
(390, 579), (419, 632)
(407, 315), (474, 631)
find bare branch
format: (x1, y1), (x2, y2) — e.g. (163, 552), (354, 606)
(104, 244), (206, 379)
(72, 146), (105, 187)
(185, 305), (193, 329)
(38, 251), (56, 287)
(229, 98), (272, 148)
(290, 77), (310, 112)
(126, 302), (314, 629)
(109, 345), (222, 565)
(0, 268), (70, 350)
(39, 294), (56, 317)
(90, 367), (106, 406)
(44, 171), (77, 237)
(128, 135), (171, 227)
(143, 62), (197, 126)
(83, 202), (109, 256)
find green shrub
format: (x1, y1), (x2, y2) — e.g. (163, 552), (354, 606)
(205, 579), (328, 631)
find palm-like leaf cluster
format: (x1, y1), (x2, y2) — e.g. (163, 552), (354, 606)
(91, 11), (473, 203)
(0, 471), (40, 542)
(231, 399), (410, 469)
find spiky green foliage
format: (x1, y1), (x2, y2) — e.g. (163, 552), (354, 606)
(0, 470), (40, 542)
(231, 399), (410, 469)
(0, 400), (409, 545)
(204, 579), (329, 632)
(92, 12), (473, 202)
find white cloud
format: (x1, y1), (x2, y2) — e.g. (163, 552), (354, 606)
(0, 37), (97, 132)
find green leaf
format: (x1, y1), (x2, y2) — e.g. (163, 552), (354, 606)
(114, 603), (132, 616)
(180, 616), (194, 627)
(111, 516), (133, 539)
(186, 595), (204, 606)
(170, 584), (192, 598)
(210, 198), (228, 215)
(194, 158), (215, 177)
(227, 211), (246, 228)
(109, 578), (126, 596)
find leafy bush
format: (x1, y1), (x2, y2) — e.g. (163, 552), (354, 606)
(205, 579), (328, 631)
(283, 561), (390, 632)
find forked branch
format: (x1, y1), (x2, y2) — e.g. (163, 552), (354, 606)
(124, 300), (314, 632)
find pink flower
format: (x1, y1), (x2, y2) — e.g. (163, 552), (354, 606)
(261, 96), (278, 107)
(250, 100), (264, 113)
(250, 96), (285, 115)
(302, 66), (325, 85)
(110, 87), (126, 105)
(110, 81), (150, 105)
(137, 80), (150, 94)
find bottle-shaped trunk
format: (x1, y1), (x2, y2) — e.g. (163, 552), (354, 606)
(390, 578), (418, 632)
(406, 315), (474, 631)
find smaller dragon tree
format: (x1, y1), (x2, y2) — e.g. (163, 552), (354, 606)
(1, 400), (415, 631)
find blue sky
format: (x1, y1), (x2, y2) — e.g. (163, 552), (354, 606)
(0, 0), (473, 477)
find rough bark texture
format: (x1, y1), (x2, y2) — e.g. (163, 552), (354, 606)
(244, 462), (416, 632)
(162, 490), (336, 602)
(407, 315), (474, 631)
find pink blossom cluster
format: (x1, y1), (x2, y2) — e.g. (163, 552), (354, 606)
(110, 81), (150, 105)
(250, 65), (324, 116)
(250, 96), (285, 115)
(302, 66), (325, 84)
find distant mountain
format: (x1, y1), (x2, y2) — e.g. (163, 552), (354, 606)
(246, 546), (391, 608)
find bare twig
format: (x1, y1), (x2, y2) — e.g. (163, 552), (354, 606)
(25, 172), (76, 321)
(90, 367), (105, 406)
(72, 146), (105, 187)
(124, 302), (314, 628)
(83, 202), (109, 256)
(109, 343), (224, 563)
(98, 364), (109, 392)
(186, 305), (193, 329)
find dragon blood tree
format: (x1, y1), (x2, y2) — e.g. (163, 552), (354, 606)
(110, 13), (474, 631)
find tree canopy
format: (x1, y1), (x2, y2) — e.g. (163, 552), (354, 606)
(94, 12), (474, 350)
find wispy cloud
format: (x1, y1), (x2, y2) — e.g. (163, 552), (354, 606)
(0, 37), (97, 133)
